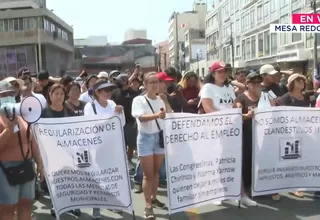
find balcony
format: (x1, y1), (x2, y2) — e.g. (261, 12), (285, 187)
(0, 29), (73, 52)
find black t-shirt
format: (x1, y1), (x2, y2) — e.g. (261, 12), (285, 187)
(236, 93), (259, 133)
(261, 83), (284, 97)
(65, 100), (86, 116)
(42, 106), (74, 118)
(112, 88), (139, 124)
(35, 80), (55, 101)
(276, 92), (310, 107)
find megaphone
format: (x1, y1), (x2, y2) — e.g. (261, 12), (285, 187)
(0, 96), (42, 124)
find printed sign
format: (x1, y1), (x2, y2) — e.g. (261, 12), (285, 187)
(252, 107), (320, 196)
(33, 116), (133, 219)
(164, 109), (242, 214)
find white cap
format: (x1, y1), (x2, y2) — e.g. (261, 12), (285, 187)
(260, 64), (278, 75)
(97, 71), (109, 79)
(3, 77), (25, 87)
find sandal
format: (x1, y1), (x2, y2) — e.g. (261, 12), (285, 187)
(152, 199), (166, 209)
(144, 207), (155, 219)
(290, 191), (304, 198)
(133, 184), (142, 193)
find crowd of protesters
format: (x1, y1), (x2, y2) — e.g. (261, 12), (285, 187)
(0, 62), (318, 220)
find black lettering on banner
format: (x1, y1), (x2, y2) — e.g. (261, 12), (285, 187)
(50, 168), (124, 203)
(169, 157), (237, 204)
(171, 116), (234, 130)
(38, 122), (117, 148)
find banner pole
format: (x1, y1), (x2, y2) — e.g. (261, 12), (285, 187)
(132, 211), (136, 220)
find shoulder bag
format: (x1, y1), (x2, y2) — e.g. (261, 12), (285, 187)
(144, 97), (165, 148)
(0, 124), (35, 186)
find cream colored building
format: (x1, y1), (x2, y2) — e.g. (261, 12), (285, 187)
(124, 29), (147, 41)
(168, 1), (207, 68)
(205, 0), (317, 74)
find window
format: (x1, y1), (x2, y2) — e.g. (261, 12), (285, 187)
(226, 47), (230, 63)
(292, 9), (301, 42)
(13, 18), (23, 31)
(242, 39), (245, 59)
(245, 39), (250, 60)
(235, 19), (239, 32)
(16, 48), (26, 69)
(250, 8), (255, 28)
(0, 20), (4, 32)
(280, 14), (289, 45)
(280, 0), (289, 8)
(236, 45), (240, 56)
(270, 0), (276, 13)
(8, 19), (14, 31)
(264, 30), (270, 56)
(271, 33), (277, 55)
(223, 47), (227, 62)
(306, 33), (313, 48)
(230, 0), (234, 14)
(257, 5), (263, 25)
(258, 33), (264, 57)
(264, 1), (270, 20)
(251, 36), (256, 58)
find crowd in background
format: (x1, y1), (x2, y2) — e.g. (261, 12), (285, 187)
(0, 62), (319, 220)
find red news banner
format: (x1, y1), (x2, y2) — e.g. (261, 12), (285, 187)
(270, 14), (320, 33)
(292, 14), (320, 24)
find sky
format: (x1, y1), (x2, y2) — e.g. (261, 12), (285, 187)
(47, 0), (197, 43)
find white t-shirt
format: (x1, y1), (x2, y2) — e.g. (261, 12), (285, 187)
(84, 100), (125, 126)
(200, 83), (236, 110)
(21, 92), (47, 109)
(32, 92), (47, 108)
(79, 91), (94, 103)
(131, 95), (165, 134)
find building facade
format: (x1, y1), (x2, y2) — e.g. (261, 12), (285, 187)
(155, 40), (169, 71)
(168, 1), (207, 69)
(124, 29), (147, 41)
(0, 0), (73, 77)
(205, 0), (318, 74)
(184, 28), (206, 74)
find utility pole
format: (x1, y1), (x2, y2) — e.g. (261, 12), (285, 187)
(174, 12), (180, 71)
(37, 16), (42, 72)
(311, 0), (318, 77)
(230, 23), (235, 75)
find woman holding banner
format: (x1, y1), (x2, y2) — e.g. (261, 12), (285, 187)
(41, 83), (82, 217)
(235, 72), (265, 206)
(131, 72), (172, 220)
(83, 79), (125, 219)
(276, 73), (309, 199)
(200, 61), (240, 206)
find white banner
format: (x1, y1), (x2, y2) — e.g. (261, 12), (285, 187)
(164, 109), (242, 214)
(252, 107), (320, 196)
(33, 116), (133, 219)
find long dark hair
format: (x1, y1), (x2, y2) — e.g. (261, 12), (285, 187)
(203, 71), (230, 86)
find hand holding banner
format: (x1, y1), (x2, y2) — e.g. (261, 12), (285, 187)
(33, 115), (133, 219)
(164, 109), (242, 214)
(252, 106), (320, 196)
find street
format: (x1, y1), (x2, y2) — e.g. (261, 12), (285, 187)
(32, 188), (320, 220)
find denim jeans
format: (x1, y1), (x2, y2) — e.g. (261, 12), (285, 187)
(134, 159), (167, 186)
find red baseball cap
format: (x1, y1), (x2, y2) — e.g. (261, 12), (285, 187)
(210, 61), (229, 73)
(157, 72), (174, 81)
